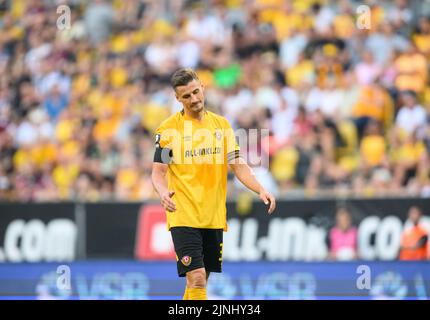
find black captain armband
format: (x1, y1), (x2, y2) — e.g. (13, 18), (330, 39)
(153, 146), (173, 164)
(227, 150), (241, 163)
(154, 134), (173, 164)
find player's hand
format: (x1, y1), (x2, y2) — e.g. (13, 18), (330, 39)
(259, 189), (276, 214)
(161, 190), (176, 212)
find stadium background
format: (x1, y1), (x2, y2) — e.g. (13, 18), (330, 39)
(0, 0), (429, 299)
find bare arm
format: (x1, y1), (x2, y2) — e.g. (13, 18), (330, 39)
(151, 162), (176, 212)
(229, 157), (276, 214)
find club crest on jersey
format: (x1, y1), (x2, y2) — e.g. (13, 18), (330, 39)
(181, 256), (192, 266)
(214, 130), (222, 140)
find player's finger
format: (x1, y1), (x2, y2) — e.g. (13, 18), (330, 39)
(166, 205), (176, 212)
(164, 198), (176, 211)
(169, 191), (175, 198)
(167, 197), (176, 207)
(260, 194), (269, 205)
(163, 202), (176, 212)
(168, 203), (176, 211)
(162, 195), (175, 204)
(268, 196), (276, 214)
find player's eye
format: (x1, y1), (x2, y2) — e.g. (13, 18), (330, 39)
(193, 89), (199, 94)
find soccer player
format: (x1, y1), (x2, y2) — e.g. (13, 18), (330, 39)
(151, 68), (276, 300)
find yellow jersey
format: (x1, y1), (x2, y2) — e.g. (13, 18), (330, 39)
(154, 110), (240, 231)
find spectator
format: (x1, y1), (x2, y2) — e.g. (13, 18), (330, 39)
(394, 43), (428, 93)
(84, 0), (115, 45)
(352, 84), (391, 139)
(412, 16), (430, 59)
(399, 206), (429, 260)
(390, 128), (428, 188)
(43, 85), (69, 122)
(395, 90), (427, 136)
(361, 120), (387, 167)
(328, 207), (358, 260)
(365, 22), (409, 65)
(388, 0), (413, 33)
(354, 51), (381, 85)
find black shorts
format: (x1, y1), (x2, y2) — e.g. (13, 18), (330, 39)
(170, 227), (223, 277)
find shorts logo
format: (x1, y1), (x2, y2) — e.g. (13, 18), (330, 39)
(181, 256), (192, 266)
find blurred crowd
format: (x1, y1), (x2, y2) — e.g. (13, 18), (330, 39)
(1, 0), (430, 202)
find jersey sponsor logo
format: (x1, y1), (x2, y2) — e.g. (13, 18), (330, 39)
(184, 147), (221, 158)
(181, 255), (192, 266)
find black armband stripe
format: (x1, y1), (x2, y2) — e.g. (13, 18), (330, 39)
(227, 150), (240, 161)
(154, 147), (173, 164)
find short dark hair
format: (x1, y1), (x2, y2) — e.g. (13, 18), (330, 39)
(171, 68), (199, 89)
(409, 205), (422, 213)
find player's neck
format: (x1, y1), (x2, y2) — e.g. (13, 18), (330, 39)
(184, 108), (206, 121)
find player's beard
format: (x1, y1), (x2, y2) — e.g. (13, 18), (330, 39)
(190, 101), (203, 112)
